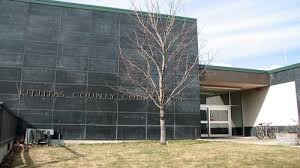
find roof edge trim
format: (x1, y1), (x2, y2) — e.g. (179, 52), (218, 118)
(16, 0), (196, 22)
(204, 65), (268, 74)
(268, 63), (300, 73)
(204, 62), (300, 74)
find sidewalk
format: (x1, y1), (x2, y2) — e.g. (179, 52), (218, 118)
(198, 136), (299, 147)
(63, 140), (142, 145)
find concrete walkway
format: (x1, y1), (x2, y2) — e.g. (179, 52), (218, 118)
(198, 136), (300, 147)
(61, 136), (299, 147)
(63, 140), (142, 145)
(198, 136), (278, 145)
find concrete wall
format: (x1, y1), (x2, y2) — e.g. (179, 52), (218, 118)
(242, 65), (300, 136)
(242, 82), (298, 127)
(231, 106), (242, 126)
(206, 95), (227, 105)
(271, 67), (300, 127)
(258, 82), (298, 126)
(242, 81), (299, 135)
(242, 87), (268, 128)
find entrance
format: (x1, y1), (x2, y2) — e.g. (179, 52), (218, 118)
(200, 105), (231, 137)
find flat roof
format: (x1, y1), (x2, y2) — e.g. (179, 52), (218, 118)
(205, 65), (267, 74)
(205, 62), (300, 74)
(201, 62), (300, 90)
(269, 63), (300, 73)
(16, 0), (196, 22)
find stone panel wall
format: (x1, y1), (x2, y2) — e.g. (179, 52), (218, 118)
(0, 0), (199, 140)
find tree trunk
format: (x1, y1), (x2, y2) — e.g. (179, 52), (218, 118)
(160, 106), (167, 145)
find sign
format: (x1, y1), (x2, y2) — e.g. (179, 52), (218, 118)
(18, 89), (183, 102)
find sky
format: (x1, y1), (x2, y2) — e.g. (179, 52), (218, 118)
(58, 0), (300, 70)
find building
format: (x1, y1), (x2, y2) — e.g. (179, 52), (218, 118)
(0, 0), (299, 140)
(202, 64), (300, 137)
(0, 0), (200, 140)
(0, 102), (17, 163)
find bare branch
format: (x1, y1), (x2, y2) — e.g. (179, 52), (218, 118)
(104, 0), (208, 144)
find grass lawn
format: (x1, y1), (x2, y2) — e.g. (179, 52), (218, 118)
(11, 140), (300, 168)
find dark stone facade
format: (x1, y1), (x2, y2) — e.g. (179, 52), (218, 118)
(0, 103), (18, 145)
(0, 0), (200, 139)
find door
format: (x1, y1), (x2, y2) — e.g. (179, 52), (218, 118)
(200, 105), (231, 137)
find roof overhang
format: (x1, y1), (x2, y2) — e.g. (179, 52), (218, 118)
(200, 66), (270, 91)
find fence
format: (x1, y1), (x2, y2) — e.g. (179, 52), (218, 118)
(0, 102), (18, 163)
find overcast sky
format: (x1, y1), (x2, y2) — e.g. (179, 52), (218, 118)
(58, 0), (300, 69)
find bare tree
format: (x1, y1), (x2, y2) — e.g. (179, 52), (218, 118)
(114, 0), (204, 144)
